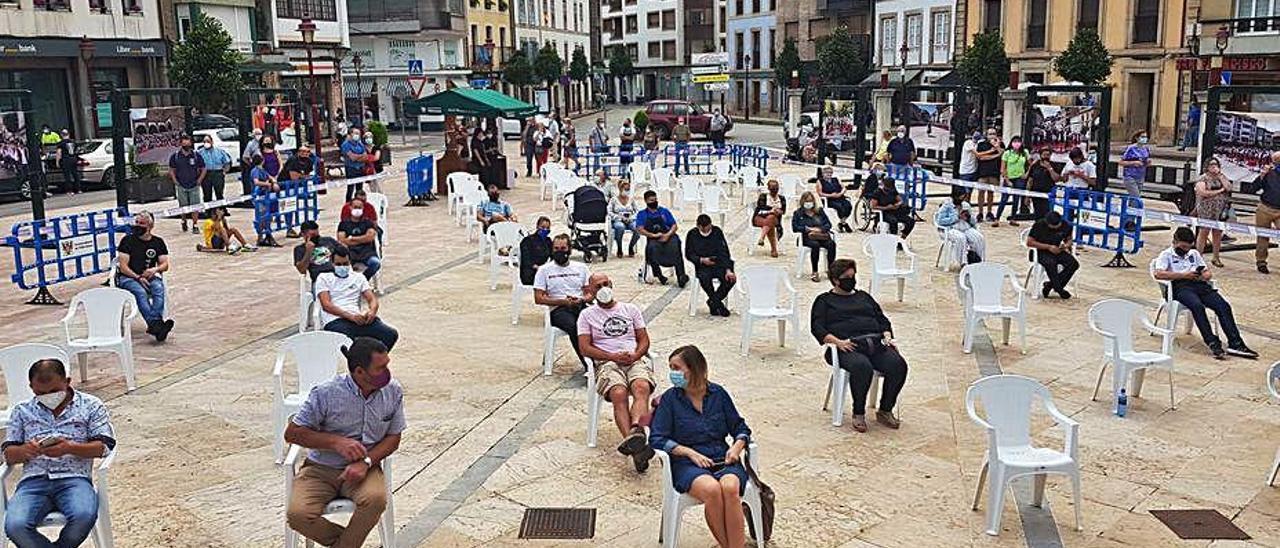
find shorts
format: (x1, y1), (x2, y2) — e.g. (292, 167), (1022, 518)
(210, 235), (226, 249)
(176, 185), (202, 207)
(595, 359), (656, 399)
(977, 176), (999, 186)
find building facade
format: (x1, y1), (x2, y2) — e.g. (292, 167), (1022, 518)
(270, 0), (350, 130)
(464, 0), (513, 94)
(514, 0), (592, 113)
(873, 0), (955, 85)
(964, 0), (1188, 142)
(347, 0), (467, 127)
(726, 0), (777, 116)
(1180, 0), (1280, 143)
(0, 0), (168, 139)
(775, 0), (873, 65)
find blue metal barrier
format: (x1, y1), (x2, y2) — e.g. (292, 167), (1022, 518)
(406, 154), (435, 202)
(661, 144), (731, 175)
(571, 145), (657, 177)
(1050, 186), (1143, 261)
(884, 163), (929, 212)
(729, 145), (769, 174)
(6, 207), (131, 299)
(253, 178), (319, 237)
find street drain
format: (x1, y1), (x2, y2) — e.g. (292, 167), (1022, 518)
(518, 507), (596, 540)
(1150, 509), (1250, 540)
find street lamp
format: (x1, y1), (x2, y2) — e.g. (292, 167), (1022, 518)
(297, 17), (323, 162)
(1214, 25), (1231, 56)
(352, 51), (364, 128)
(78, 36), (94, 138)
(743, 54), (751, 121)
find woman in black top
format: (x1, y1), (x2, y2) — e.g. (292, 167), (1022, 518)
(791, 191), (836, 282)
(469, 127), (489, 173)
(810, 258), (908, 433)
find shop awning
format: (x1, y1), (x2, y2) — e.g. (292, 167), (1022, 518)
(930, 70), (964, 86)
(859, 69), (924, 87)
(403, 88), (537, 118)
(239, 59), (294, 73)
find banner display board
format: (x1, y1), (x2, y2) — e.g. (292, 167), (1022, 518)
(821, 100), (857, 149)
(129, 106), (186, 165)
(1028, 96), (1103, 163)
(0, 111), (26, 181)
(252, 102), (299, 151)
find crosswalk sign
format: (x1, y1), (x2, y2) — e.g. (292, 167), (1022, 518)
(408, 59), (424, 77)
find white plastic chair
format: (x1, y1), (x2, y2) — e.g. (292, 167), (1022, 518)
(0, 449), (116, 548)
(365, 191), (389, 241)
(649, 167), (676, 204)
(297, 274), (321, 334)
(551, 175), (585, 212)
(485, 222), (527, 289)
(861, 233), (916, 302)
(446, 172), (479, 216)
(934, 225), (959, 271)
(735, 266), (800, 356)
(271, 331), (350, 464)
(687, 272), (736, 317)
(712, 159), (735, 194)
(967, 374), (1082, 537)
(677, 176), (702, 214)
(628, 161), (653, 191)
(778, 173), (802, 203)
(458, 187), (488, 240)
(0, 344), (67, 429)
(60, 287), (138, 391)
(1267, 361), (1280, 486)
(1148, 259), (1216, 342)
(283, 444), (395, 548)
(583, 352), (657, 448)
(1022, 227), (1078, 299)
(699, 185), (727, 227)
(820, 343), (884, 427)
(958, 263), (1027, 354)
(541, 305), (568, 376)
(656, 441), (765, 545)
(541, 163), (568, 200)
(792, 232), (832, 279)
(105, 259), (169, 320)
(738, 166), (764, 205)
(1087, 299), (1176, 411)
(511, 267), (535, 325)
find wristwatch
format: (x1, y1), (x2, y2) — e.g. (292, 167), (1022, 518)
(362, 456), (373, 467)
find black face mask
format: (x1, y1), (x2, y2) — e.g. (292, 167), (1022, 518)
(1174, 246), (1190, 257)
(131, 225), (147, 237)
(837, 276), (857, 292)
(646, 201), (658, 210)
(182, 145), (192, 151)
(489, 193), (500, 202)
(309, 234), (320, 244)
(552, 250), (570, 265)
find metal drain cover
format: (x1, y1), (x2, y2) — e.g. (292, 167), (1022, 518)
(1150, 509), (1250, 540)
(518, 507), (596, 540)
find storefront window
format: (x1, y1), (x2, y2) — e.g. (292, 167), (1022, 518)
(0, 70), (72, 136)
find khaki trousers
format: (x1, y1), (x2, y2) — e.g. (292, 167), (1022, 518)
(1257, 203), (1280, 266)
(287, 460), (388, 548)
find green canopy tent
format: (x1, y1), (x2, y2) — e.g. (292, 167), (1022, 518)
(403, 88), (537, 118)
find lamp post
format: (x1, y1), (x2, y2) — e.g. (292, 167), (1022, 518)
(78, 36), (95, 141)
(1211, 25), (1231, 86)
(353, 51), (364, 128)
(298, 17), (322, 162)
(743, 54), (751, 121)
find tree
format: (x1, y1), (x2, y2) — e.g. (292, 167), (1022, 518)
(167, 13), (243, 114)
(773, 38), (802, 90)
(816, 26), (869, 87)
(534, 43), (563, 88)
(503, 50), (535, 99)
(1053, 28), (1113, 85)
(956, 31), (1012, 116)
(569, 46), (590, 112)
(608, 45), (635, 100)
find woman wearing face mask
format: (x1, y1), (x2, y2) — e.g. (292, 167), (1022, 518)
(752, 180), (786, 257)
(1192, 158), (1231, 267)
(362, 131), (384, 193)
(610, 182), (640, 258)
(810, 258), (907, 433)
(1120, 130), (1151, 197)
(993, 135), (1029, 227)
(792, 191), (836, 282)
(649, 345), (753, 548)
(935, 189), (985, 267)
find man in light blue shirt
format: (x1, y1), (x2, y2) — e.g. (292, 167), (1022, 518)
(285, 337), (404, 548)
(197, 133), (233, 201)
(3, 358), (115, 548)
(340, 129), (368, 201)
(476, 183), (516, 230)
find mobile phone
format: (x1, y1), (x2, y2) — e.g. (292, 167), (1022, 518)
(1196, 265), (1206, 274)
(39, 436), (63, 448)
(709, 460), (727, 472)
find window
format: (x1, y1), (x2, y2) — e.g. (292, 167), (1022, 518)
(735, 0), (743, 16)
(626, 44), (638, 61)
(1133, 0), (1159, 44)
(751, 0), (758, 14)
(689, 9), (709, 25)
(485, 25), (492, 42)
(784, 21), (799, 40)
(750, 29), (760, 68)
(662, 40), (676, 61)
(735, 32), (745, 69)
(178, 14), (192, 39)
(768, 29), (775, 68)
(661, 10), (675, 30)
(277, 0), (336, 20)
(647, 11), (659, 28)
(650, 103), (670, 114)
(89, 0), (109, 13)
(499, 27), (506, 47)
(982, 0), (1001, 32)
(905, 13), (922, 64)
(673, 103), (690, 116)
(1077, 0), (1100, 31)
(1234, 0), (1279, 33)
(626, 14), (637, 33)
(769, 0), (775, 10)
(1026, 0), (1047, 49)
(930, 10), (950, 63)
(648, 41), (661, 58)
(879, 16), (897, 66)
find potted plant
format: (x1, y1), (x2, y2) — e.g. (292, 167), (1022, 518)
(367, 120), (391, 166)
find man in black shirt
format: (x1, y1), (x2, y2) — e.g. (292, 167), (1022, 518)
(337, 195), (381, 281)
(974, 129), (1003, 222)
(115, 211), (174, 341)
(1254, 151), (1280, 273)
(284, 145), (315, 183)
(518, 216), (554, 286)
(55, 130), (83, 195)
(1026, 148), (1060, 221)
(1026, 211), (1078, 299)
(869, 177), (915, 238)
(684, 214), (736, 316)
(293, 220), (340, 281)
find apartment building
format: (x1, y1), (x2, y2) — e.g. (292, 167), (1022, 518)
(775, 0), (873, 69)
(727, 0), (777, 116)
(271, 0), (350, 124)
(514, 0), (592, 113)
(347, 0), (467, 125)
(873, 0), (956, 85)
(465, 0), (513, 94)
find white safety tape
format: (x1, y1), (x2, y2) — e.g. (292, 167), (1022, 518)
(139, 171), (392, 220)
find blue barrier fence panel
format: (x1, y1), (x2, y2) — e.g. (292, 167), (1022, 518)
(253, 178), (320, 237)
(572, 146), (657, 177)
(729, 145), (769, 175)
(406, 154), (436, 198)
(884, 164), (929, 212)
(660, 144), (730, 175)
(1050, 187), (1143, 254)
(7, 207), (130, 291)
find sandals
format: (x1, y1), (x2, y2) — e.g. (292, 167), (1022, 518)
(851, 415), (868, 433)
(1212, 259), (1224, 268)
(810, 272), (820, 282)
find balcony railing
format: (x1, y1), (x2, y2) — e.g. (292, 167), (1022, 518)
(470, 45), (514, 71)
(1204, 15), (1280, 35)
(32, 0), (72, 11)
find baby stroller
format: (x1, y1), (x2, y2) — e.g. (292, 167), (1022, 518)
(567, 185), (610, 262)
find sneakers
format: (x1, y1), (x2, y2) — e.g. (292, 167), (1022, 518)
(191, 225), (200, 235)
(850, 415), (868, 433)
(181, 222), (188, 233)
(632, 445), (654, 473)
(875, 411), (901, 429)
(1210, 344), (1226, 360)
(617, 428), (647, 456)
(676, 276), (689, 288)
(1056, 289), (1072, 300)
(1260, 263), (1271, 274)
(153, 319), (174, 342)
(1225, 344), (1259, 360)
(1041, 282), (1052, 300)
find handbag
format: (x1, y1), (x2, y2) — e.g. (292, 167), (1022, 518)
(741, 444), (775, 543)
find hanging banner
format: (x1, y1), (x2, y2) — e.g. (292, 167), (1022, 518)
(1028, 94), (1102, 163)
(906, 101), (952, 155)
(0, 111), (27, 181)
(129, 106), (186, 165)
(822, 100), (856, 148)
(1210, 109), (1280, 188)
(252, 102), (298, 151)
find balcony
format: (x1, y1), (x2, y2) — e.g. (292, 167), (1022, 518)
(816, 0), (870, 15)
(31, 0), (72, 11)
(1197, 17), (1280, 56)
(470, 44), (514, 72)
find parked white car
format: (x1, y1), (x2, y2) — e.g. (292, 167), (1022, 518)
(194, 128), (243, 170)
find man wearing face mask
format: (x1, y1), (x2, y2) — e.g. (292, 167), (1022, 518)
(684, 214), (736, 316)
(340, 130), (369, 201)
(519, 217), (554, 286)
(286, 337), (403, 548)
(618, 118), (637, 169)
(869, 176), (916, 238)
(886, 125), (916, 170)
(1253, 151), (1280, 274)
(635, 191), (688, 287)
(589, 118), (608, 153)
(672, 117), (692, 175)
(1025, 211), (1078, 299)
(197, 134), (232, 201)
(476, 183), (516, 230)
(316, 247), (399, 349)
(285, 145), (315, 183)
(958, 131), (981, 182)
(576, 274), (657, 472)
(337, 196), (381, 281)
(534, 234), (595, 367)
(1153, 227), (1258, 360)
(294, 220), (340, 281)
(169, 134), (206, 234)
(3, 359), (115, 548)
(116, 211), (174, 341)
(241, 127), (263, 195)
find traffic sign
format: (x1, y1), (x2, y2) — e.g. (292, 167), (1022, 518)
(408, 77), (429, 97)
(691, 65), (727, 75)
(703, 82), (729, 91)
(692, 73), (730, 84)
(691, 52), (729, 66)
(407, 59), (424, 76)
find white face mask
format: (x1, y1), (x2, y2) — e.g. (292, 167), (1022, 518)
(897, 132), (906, 139)
(351, 208), (364, 218)
(36, 389), (66, 410)
(595, 285), (614, 305)
(803, 201), (815, 210)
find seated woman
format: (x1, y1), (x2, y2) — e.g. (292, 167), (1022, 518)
(810, 258), (908, 433)
(791, 191), (836, 282)
(649, 345), (752, 548)
(610, 181), (640, 257)
(197, 207), (255, 254)
(752, 179), (786, 257)
(934, 188), (986, 268)
(815, 166), (853, 233)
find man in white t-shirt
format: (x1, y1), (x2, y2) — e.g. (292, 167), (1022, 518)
(316, 247), (400, 350)
(1061, 148), (1097, 189)
(534, 234), (597, 367)
(576, 275), (655, 472)
(958, 131), (981, 182)
(1152, 227), (1257, 360)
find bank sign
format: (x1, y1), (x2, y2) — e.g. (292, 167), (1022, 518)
(0, 38), (165, 58)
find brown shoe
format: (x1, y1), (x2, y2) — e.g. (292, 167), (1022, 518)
(876, 411), (901, 429)
(851, 415), (868, 433)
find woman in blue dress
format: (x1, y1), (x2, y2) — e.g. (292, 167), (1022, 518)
(649, 345), (752, 548)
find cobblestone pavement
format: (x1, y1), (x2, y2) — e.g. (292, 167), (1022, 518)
(0, 156), (1278, 548)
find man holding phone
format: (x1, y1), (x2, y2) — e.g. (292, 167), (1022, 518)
(1153, 227), (1258, 360)
(3, 358), (115, 548)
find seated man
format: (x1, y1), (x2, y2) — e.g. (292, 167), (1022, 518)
(815, 166), (853, 233)
(635, 191), (688, 287)
(934, 189), (985, 267)
(684, 214), (737, 316)
(534, 234), (594, 367)
(868, 176), (915, 238)
(476, 183), (517, 230)
(115, 211), (174, 341)
(1153, 227), (1258, 360)
(340, 190), (379, 225)
(286, 337), (403, 548)
(576, 275), (656, 472)
(3, 358), (115, 548)
(337, 196), (381, 281)
(294, 220), (341, 282)
(519, 216), (553, 286)
(315, 247), (399, 350)
(197, 207), (256, 254)
(1026, 211), (1078, 299)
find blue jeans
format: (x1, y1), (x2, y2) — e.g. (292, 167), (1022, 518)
(995, 177), (1028, 220)
(4, 476), (98, 548)
(324, 317), (399, 350)
(116, 276), (165, 324)
(673, 142), (689, 174)
(611, 219), (639, 254)
(359, 256), (382, 281)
